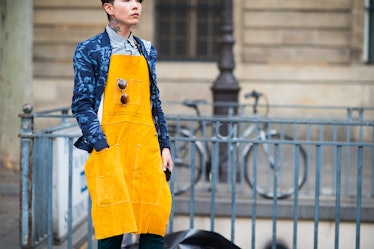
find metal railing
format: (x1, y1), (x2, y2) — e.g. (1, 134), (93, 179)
(166, 114), (374, 248)
(19, 104), (374, 249)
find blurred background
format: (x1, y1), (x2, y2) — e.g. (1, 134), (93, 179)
(1, 0), (373, 196)
(1, 1), (374, 248)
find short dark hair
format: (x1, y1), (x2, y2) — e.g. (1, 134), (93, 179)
(101, 0), (114, 5)
(101, 0), (143, 5)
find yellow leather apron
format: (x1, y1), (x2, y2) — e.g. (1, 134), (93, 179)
(84, 54), (172, 240)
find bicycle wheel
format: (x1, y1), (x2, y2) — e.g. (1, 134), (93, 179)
(243, 133), (307, 199)
(168, 125), (204, 195)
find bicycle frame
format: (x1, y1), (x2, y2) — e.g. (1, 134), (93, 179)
(169, 91), (307, 198)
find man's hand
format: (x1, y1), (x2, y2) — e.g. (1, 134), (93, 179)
(161, 148), (173, 172)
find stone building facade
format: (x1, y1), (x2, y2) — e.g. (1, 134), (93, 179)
(33, 0), (373, 119)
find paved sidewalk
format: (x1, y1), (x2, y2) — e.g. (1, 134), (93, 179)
(0, 168), (96, 249)
(0, 168), (20, 249)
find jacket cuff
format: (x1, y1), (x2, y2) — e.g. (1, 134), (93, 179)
(161, 140), (171, 150)
(93, 140), (110, 152)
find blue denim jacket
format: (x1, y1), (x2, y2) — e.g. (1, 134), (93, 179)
(71, 30), (170, 153)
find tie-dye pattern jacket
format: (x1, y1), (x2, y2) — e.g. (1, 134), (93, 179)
(71, 30), (170, 153)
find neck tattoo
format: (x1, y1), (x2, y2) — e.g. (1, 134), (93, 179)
(109, 17), (120, 33)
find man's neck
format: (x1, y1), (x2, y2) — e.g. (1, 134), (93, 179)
(108, 19), (131, 38)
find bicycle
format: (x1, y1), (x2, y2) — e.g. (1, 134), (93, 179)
(167, 90), (307, 199)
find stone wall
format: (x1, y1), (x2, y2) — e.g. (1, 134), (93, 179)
(32, 0), (374, 119)
(241, 0), (354, 64)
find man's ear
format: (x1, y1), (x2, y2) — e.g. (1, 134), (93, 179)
(102, 3), (114, 16)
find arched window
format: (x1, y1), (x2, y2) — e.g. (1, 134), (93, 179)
(155, 0), (222, 61)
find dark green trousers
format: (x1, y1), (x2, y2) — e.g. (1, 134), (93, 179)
(98, 233), (164, 249)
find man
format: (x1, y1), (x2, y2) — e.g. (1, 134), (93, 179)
(71, 1), (173, 248)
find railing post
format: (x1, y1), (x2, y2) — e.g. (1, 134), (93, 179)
(19, 103), (34, 248)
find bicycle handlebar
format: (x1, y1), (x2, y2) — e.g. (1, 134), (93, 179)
(182, 99), (207, 116)
(181, 90), (269, 116)
(182, 100), (207, 109)
(244, 90), (262, 100)
(244, 90), (269, 115)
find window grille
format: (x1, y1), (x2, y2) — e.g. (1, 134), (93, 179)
(155, 0), (222, 61)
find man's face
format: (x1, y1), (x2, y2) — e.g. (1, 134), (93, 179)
(104, 0), (142, 27)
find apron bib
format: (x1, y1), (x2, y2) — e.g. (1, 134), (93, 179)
(84, 54), (171, 240)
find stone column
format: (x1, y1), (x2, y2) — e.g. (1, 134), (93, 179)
(0, 0), (33, 170)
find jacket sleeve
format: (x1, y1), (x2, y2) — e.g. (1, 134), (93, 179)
(147, 43), (171, 150)
(71, 42), (109, 152)
(153, 93), (171, 150)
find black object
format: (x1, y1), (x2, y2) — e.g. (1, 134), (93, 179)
(164, 168), (171, 182)
(124, 229), (241, 249)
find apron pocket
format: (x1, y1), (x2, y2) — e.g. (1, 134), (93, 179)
(92, 145), (129, 207)
(132, 144), (162, 205)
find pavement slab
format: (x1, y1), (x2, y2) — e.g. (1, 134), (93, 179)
(0, 194), (20, 249)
